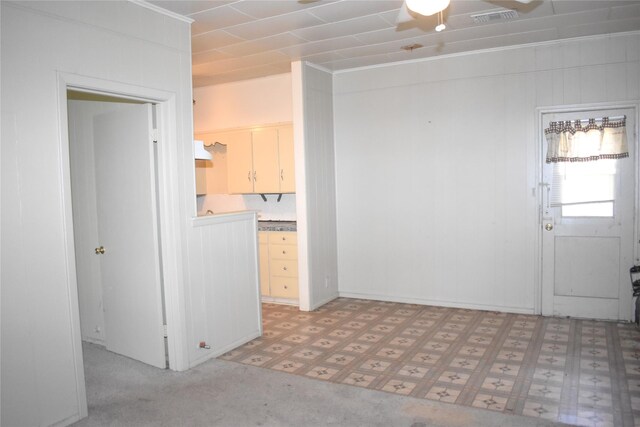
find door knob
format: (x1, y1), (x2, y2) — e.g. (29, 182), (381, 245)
(545, 223), (553, 231)
(95, 246), (105, 254)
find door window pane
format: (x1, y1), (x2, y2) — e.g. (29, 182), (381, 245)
(554, 159), (616, 217)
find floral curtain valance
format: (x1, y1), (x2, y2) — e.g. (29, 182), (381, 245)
(545, 116), (628, 163)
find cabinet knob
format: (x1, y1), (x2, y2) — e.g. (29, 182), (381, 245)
(94, 246), (105, 255)
(281, 169), (284, 181)
(282, 250), (286, 254)
(247, 171), (251, 181)
(282, 237), (286, 241)
(283, 266), (287, 271)
(284, 285), (288, 289)
(253, 171), (257, 181)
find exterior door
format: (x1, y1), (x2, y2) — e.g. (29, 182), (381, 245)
(93, 104), (166, 368)
(541, 108), (636, 321)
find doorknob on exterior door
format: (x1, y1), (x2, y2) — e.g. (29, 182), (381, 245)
(545, 223), (553, 231)
(95, 246), (105, 254)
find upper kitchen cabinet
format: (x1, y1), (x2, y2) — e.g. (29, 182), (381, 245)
(195, 130), (242, 195)
(278, 126), (295, 193)
(227, 124), (295, 194)
(250, 128), (280, 193)
(225, 130), (254, 194)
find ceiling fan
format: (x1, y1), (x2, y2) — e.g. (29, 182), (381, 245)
(397, 0), (534, 30)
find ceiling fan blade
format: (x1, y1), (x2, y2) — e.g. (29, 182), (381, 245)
(396, 1), (414, 24)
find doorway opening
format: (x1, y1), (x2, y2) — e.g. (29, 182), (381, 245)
(67, 90), (169, 369)
(538, 104), (639, 321)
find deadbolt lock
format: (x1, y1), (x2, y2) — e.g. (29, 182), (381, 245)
(545, 223), (553, 231)
(95, 246), (105, 255)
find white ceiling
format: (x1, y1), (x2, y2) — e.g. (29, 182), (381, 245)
(148, 0), (640, 87)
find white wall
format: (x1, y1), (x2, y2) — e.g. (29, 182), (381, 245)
(1, 2), (193, 425)
(334, 32), (640, 313)
(193, 74), (297, 220)
(293, 63), (340, 309)
(194, 73), (292, 133)
(187, 212), (262, 366)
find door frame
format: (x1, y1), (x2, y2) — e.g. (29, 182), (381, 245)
(535, 101), (640, 319)
(56, 73), (189, 418)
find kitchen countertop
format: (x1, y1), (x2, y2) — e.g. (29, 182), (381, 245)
(258, 220), (297, 232)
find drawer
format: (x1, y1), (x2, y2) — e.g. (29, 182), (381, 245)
(270, 276), (298, 299)
(269, 243), (297, 260)
(270, 231), (297, 245)
(258, 232), (268, 244)
(269, 259), (298, 277)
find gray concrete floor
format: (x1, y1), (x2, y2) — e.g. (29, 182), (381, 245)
(73, 342), (570, 426)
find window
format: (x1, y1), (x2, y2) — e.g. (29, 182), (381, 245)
(552, 159), (616, 217)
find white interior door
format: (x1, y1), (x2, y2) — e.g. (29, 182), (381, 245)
(541, 108), (636, 321)
(93, 103), (166, 368)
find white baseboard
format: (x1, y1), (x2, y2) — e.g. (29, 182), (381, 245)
(308, 292), (339, 312)
(52, 413), (83, 427)
(338, 291), (535, 315)
(81, 336), (105, 346)
(261, 295), (299, 306)
(189, 330), (261, 368)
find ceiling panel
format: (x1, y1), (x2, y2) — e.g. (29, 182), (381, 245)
(148, 0), (236, 16)
(224, 10), (325, 39)
(610, 2), (640, 19)
(190, 4), (255, 35)
(354, 26), (434, 45)
(551, 0), (614, 14)
(228, 0), (337, 19)
(147, 0), (640, 87)
(192, 49), (234, 65)
(278, 35), (365, 58)
(308, 1), (403, 22)
(291, 14), (393, 41)
(217, 32), (307, 56)
(191, 30), (246, 52)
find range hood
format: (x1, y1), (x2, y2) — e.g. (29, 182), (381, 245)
(194, 140), (212, 160)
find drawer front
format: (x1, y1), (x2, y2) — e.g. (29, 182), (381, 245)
(269, 243), (297, 260)
(269, 231), (297, 245)
(258, 231), (268, 244)
(270, 276), (298, 299)
(269, 259), (298, 278)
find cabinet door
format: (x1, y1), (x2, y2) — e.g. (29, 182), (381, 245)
(251, 128), (280, 193)
(278, 126), (296, 193)
(226, 131), (253, 194)
(258, 233), (270, 296)
(197, 132), (228, 194)
(195, 160), (208, 195)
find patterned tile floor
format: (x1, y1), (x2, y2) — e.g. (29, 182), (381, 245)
(220, 298), (640, 427)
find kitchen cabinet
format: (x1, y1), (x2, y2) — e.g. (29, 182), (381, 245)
(278, 126), (295, 193)
(258, 233), (270, 296)
(226, 124), (295, 194)
(194, 130), (240, 195)
(259, 230), (298, 300)
(195, 160), (208, 195)
(251, 128), (280, 193)
(225, 130), (254, 194)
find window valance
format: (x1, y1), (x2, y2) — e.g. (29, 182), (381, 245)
(545, 116), (628, 163)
